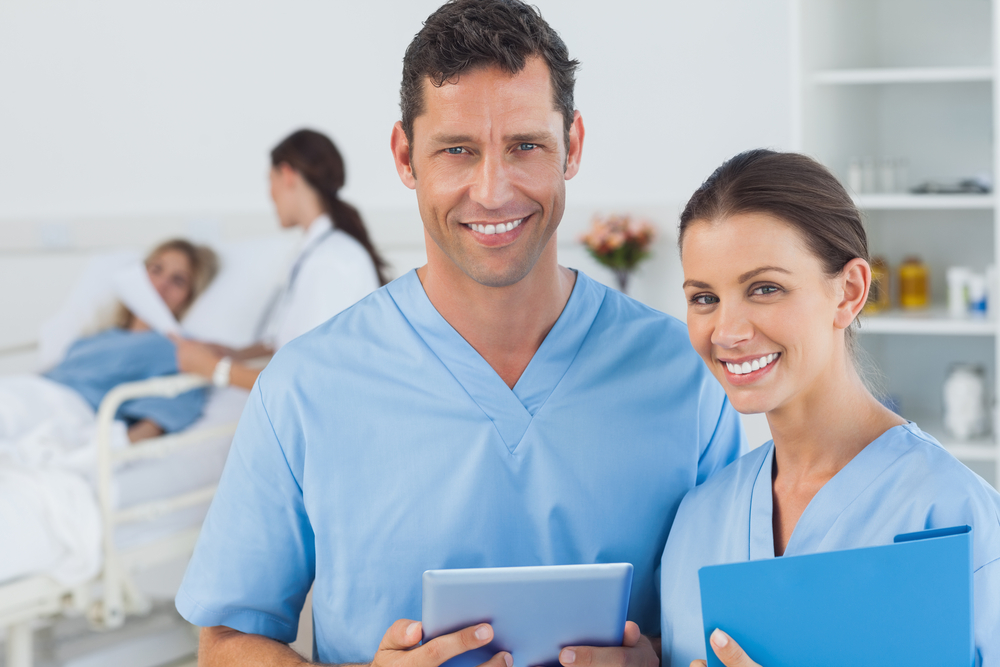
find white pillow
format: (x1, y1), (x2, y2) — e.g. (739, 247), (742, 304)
(183, 235), (297, 348)
(37, 234), (297, 369)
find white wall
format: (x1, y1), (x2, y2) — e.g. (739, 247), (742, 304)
(0, 0), (790, 445)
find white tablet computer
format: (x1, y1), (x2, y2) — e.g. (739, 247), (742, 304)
(422, 563), (633, 667)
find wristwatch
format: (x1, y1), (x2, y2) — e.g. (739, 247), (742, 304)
(212, 356), (233, 388)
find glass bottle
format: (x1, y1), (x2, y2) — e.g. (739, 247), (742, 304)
(899, 256), (929, 309)
(864, 256), (890, 314)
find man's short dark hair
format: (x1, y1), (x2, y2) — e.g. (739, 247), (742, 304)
(400, 0), (579, 146)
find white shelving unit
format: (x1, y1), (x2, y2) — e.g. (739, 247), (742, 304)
(793, 0), (1000, 487)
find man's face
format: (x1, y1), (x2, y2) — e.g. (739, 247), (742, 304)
(392, 56), (583, 288)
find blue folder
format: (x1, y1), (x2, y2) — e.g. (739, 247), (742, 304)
(698, 525), (974, 667)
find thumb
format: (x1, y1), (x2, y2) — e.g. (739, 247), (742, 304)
(708, 629), (759, 667)
(379, 619), (423, 651)
(622, 621), (641, 648)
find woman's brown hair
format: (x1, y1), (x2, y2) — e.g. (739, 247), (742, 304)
(115, 239), (218, 329)
(271, 129), (389, 286)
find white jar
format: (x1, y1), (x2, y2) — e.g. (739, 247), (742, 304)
(943, 364), (988, 440)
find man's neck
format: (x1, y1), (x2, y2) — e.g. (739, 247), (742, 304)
(417, 245), (576, 390)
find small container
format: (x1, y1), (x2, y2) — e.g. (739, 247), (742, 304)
(946, 267), (971, 318)
(943, 364), (989, 440)
(968, 273), (988, 316)
(864, 256), (890, 314)
(899, 256), (929, 309)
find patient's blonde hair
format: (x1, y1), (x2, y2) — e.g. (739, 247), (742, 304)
(114, 239), (219, 329)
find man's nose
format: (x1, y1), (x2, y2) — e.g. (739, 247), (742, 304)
(469, 152), (514, 209)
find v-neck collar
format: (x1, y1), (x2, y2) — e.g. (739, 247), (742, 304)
(748, 424), (921, 560)
(386, 270), (605, 454)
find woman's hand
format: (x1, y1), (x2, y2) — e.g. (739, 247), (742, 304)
(558, 621), (658, 667)
(690, 629), (761, 667)
(170, 334), (223, 378)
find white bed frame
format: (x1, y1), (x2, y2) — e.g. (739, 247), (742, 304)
(0, 373), (238, 667)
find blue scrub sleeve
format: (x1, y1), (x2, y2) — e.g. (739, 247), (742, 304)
(175, 383), (315, 641)
(695, 394), (746, 486)
(117, 388), (207, 433)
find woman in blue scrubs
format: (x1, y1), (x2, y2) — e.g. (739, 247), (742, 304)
(660, 150), (1000, 667)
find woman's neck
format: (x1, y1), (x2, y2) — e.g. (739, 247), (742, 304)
(766, 352), (905, 556)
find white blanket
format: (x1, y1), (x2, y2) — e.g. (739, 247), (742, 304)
(0, 375), (126, 586)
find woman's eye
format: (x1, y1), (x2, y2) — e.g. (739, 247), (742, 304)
(752, 285), (781, 296)
(691, 294), (719, 306)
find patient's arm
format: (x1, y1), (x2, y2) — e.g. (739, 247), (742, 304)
(127, 419), (164, 443)
(171, 335), (266, 391)
(232, 342), (274, 361)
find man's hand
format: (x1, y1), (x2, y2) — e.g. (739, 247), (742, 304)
(690, 629), (761, 667)
(169, 334), (223, 377)
(557, 621), (658, 667)
(372, 619), (511, 667)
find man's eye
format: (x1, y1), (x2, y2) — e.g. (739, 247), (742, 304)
(691, 294), (719, 306)
(518, 143), (538, 151)
(445, 147), (465, 155)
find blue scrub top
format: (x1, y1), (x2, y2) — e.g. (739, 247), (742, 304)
(44, 328), (206, 433)
(660, 423), (1000, 667)
(176, 270), (746, 663)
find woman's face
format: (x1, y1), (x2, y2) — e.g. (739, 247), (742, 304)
(681, 213), (847, 415)
(147, 249), (194, 317)
(269, 165), (297, 228)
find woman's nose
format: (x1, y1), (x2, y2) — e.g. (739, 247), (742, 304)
(711, 304), (754, 349)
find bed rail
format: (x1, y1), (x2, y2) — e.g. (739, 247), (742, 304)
(91, 374), (234, 630)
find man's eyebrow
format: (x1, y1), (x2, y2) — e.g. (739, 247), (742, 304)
(738, 266), (791, 283)
(429, 133), (475, 145)
(507, 131), (556, 144)
(682, 279), (711, 289)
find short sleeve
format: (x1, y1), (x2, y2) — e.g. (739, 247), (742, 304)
(696, 394), (746, 485)
(117, 387), (206, 433)
(175, 381), (315, 640)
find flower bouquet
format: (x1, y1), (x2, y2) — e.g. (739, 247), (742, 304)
(579, 214), (656, 294)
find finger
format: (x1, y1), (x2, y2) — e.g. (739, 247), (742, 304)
(378, 619), (423, 651)
(479, 650), (513, 667)
(708, 629), (760, 667)
(559, 636), (655, 667)
(622, 621), (641, 648)
(417, 624), (495, 667)
(690, 661), (707, 667)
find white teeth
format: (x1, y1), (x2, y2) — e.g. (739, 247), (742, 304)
(469, 218), (523, 235)
(740, 362), (751, 373)
(751, 360), (760, 371)
(759, 356), (767, 366)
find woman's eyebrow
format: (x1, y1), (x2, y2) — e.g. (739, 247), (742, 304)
(682, 279), (711, 289)
(738, 266), (790, 283)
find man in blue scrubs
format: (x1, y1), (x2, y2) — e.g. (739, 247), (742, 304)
(176, 1), (745, 665)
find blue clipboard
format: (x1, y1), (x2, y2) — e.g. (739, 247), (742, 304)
(698, 525), (974, 667)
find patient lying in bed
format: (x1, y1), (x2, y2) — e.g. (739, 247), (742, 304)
(0, 239), (217, 585)
(0, 239), (218, 449)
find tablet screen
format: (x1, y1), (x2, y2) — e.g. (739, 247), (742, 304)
(422, 563), (633, 667)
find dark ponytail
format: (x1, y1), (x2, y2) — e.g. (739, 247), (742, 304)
(271, 129), (390, 286)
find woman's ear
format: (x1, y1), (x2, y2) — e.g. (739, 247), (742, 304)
(834, 258), (871, 330)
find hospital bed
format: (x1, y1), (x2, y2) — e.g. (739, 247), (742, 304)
(0, 375), (245, 667)
(0, 234), (298, 667)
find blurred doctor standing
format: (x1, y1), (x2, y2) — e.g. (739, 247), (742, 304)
(174, 129), (388, 389)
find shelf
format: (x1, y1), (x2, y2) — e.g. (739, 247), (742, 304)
(812, 67), (993, 85)
(911, 418), (998, 461)
(861, 308), (996, 336)
(853, 194), (995, 210)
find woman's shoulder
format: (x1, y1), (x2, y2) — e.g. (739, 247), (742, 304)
(678, 443), (772, 518)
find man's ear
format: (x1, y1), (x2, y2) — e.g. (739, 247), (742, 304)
(834, 257), (871, 330)
(391, 121), (417, 190)
(564, 110), (585, 180)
